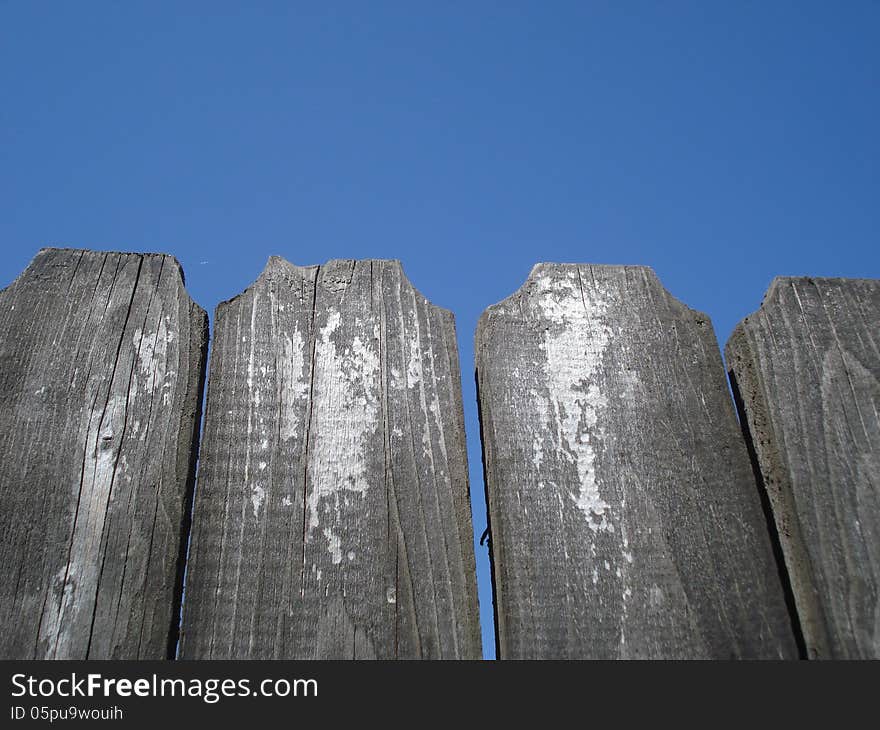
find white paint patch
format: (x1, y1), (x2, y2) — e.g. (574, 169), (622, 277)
(421, 420), (431, 456)
(281, 495), (292, 507)
(532, 433), (544, 469)
(306, 308), (381, 563)
(323, 527), (343, 565)
(280, 327), (309, 441)
(251, 486), (265, 519)
(533, 269), (614, 532)
(242, 296), (268, 521)
(133, 320), (175, 397)
(406, 317), (421, 388)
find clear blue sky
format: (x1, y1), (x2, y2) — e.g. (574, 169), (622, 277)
(2, 2), (877, 659)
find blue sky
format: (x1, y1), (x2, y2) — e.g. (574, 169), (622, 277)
(2, 2), (877, 658)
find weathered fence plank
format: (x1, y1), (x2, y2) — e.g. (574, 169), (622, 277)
(0, 248), (208, 659)
(179, 257), (480, 658)
(726, 277), (880, 659)
(476, 263), (798, 659)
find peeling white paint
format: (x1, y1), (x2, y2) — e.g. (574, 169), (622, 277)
(533, 269), (614, 532)
(280, 327), (309, 441)
(406, 318), (421, 388)
(243, 296), (269, 522)
(532, 433), (544, 469)
(251, 485), (265, 519)
(323, 527), (343, 564)
(421, 421), (431, 456)
(306, 307), (380, 563)
(133, 319), (174, 396)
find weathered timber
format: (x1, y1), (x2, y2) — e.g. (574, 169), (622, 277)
(726, 277), (880, 659)
(476, 263), (798, 659)
(179, 258), (480, 658)
(0, 248), (208, 659)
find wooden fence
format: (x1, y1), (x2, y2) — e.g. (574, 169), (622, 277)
(0, 248), (876, 659)
(726, 277), (880, 659)
(0, 249), (207, 659)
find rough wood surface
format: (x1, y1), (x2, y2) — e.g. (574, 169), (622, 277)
(726, 277), (880, 659)
(0, 248), (208, 659)
(179, 257), (480, 658)
(476, 263), (797, 659)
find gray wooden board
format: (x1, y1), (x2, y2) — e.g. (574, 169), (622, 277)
(179, 257), (480, 658)
(0, 248), (208, 659)
(476, 263), (798, 659)
(726, 277), (880, 659)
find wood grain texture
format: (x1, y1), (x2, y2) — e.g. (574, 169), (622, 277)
(179, 257), (480, 659)
(477, 263), (797, 659)
(0, 248), (208, 659)
(726, 277), (880, 659)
